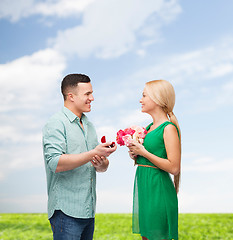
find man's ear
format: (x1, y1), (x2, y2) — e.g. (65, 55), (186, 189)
(67, 92), (74, 102)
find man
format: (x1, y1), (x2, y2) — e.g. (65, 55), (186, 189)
(42, 74), (117, 239)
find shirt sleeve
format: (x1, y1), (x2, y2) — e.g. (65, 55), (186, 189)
(43, 120), (66, 173)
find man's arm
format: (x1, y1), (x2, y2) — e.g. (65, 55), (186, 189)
(56, 142), (116, 173)
(43, 120), (116, 173)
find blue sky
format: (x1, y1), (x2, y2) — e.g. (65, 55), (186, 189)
(0, 0), (233, 214)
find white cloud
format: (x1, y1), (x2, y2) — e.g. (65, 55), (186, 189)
(0, 0), (182, 59)
(0, 48), (66, 180)
(34, 0), (95, 18)
(110, 38), (233, 114)
(8, 146), (43, 170)
(0, 119), (42, 144)
(0, 0), (95, 22)
(181, 77), (233, 114)
(0, 48), (66, 111)
(0, 140), (44, 180)
(182, 156), (233, 173)
(128, 42), (233, 87)
(215, 80), (233, 106)
(0, 0), (34, 22)
(51, 0), (181, 58)
(88, 37), (233, 122)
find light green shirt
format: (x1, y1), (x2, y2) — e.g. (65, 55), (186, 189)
(42, 107), (98, 219)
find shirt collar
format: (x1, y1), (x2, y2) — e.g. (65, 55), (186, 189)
(63, 106), (88, 123)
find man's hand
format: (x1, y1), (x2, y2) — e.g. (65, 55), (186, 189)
(90, 142), (117, 172)
(93, 142), (117, 157)
(55, 142), (116, 173)
(91, 155), (109, 172)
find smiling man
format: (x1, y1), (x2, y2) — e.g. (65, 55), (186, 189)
(42, 74), (117, 240)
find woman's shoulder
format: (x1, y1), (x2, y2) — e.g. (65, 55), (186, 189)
(163, 122), (180, 139)
(164, 122), (177, 131)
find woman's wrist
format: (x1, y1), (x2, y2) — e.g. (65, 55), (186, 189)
(140, 148), (148, 158)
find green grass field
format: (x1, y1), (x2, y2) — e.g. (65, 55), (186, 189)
(0, 213), (232, 239)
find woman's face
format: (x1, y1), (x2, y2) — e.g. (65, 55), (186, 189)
(140, 87), (157, 114)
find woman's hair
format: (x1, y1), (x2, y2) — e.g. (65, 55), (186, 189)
(145, 80), (181, 193)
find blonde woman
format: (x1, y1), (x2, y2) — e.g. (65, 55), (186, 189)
(128, 80), (181, 240)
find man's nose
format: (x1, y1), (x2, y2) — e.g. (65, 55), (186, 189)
(90, 94), (94, 101)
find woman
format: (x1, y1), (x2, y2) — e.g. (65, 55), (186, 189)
(128, 80), (181, 240)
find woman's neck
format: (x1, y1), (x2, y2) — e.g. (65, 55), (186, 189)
(150, 109), (169, 127)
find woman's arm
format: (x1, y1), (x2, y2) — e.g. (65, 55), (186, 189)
(128, 124), (181, 175)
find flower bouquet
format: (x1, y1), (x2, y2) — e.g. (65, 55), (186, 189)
(116, 126), (147, 165)
(116, 126), (147, 147)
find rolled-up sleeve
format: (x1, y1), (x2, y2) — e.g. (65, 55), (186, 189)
(43, 120), (66, 173)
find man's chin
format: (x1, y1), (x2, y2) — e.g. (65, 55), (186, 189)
(84, 107), (91, 112)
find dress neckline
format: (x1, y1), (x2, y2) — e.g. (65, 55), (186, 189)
(146, 121), (170, 134)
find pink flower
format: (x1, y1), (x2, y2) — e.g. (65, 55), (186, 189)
(116, 129), (126, 146)
(124, 128), (136, 136)
(122, 135), (132, 147)
(116, 125), (147, 146)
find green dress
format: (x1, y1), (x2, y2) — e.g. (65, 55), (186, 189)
(133, 121), (179, 240)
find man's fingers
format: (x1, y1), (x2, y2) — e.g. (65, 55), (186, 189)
(91, 155), (106, 166)
(102, 142), (112, 147)
(94, 155), (102, 163)
(102, 142), (117, 149)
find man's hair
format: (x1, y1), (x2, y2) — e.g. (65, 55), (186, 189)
(61, 74), (91, 100)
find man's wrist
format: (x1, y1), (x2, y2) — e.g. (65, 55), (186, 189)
(89, 149), (97, 159)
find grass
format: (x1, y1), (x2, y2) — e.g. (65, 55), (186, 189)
(0, 213), (232, 239)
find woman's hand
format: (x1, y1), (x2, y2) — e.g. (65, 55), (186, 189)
(128, 140), (146, 157)
(128, 150), (137, 160)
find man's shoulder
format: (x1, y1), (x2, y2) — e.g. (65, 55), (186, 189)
(43, 110), (67, 131)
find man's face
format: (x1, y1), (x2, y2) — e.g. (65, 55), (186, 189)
(72, 82), (94, 115)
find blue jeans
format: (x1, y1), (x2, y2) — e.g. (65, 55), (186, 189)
(49, 210), (95, 240)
